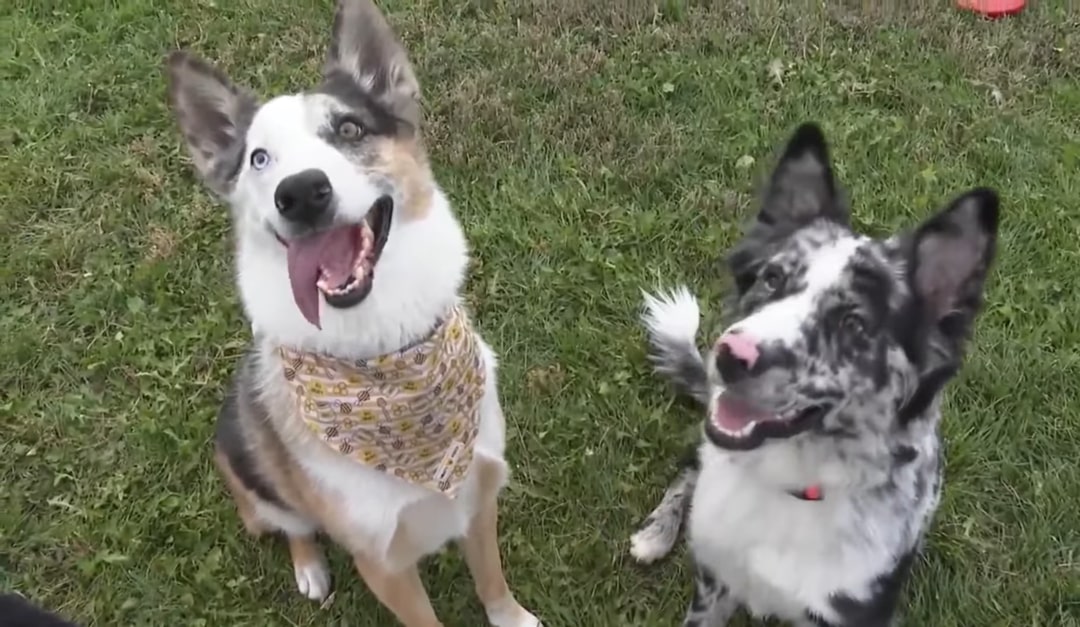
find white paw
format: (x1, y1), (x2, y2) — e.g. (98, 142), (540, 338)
(486, 595), (542, 627)
(294, 559), (331, 601)
(490, 612), (542, 627)
(629, 526), (674, 564)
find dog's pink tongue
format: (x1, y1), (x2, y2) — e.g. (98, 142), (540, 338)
(285, 226), (359, 329)
(713, 393), (774, 431)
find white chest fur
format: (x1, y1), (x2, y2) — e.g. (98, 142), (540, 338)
(686, 444), (920, 624)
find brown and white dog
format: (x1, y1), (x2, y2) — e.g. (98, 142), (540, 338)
(165, 2), (542, 625)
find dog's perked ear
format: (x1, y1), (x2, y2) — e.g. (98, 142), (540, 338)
(166, 51), (259, 196)
(726, 123), (851, 293)
(324, 0), (420, 124)
(758, 122), (849, 228)
(909, 187), (1000, 344)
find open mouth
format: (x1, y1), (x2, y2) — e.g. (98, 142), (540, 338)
(281, 196), (393, 328)
(705, 391), (828, 450)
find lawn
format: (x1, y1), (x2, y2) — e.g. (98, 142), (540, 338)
(2, 0), (1079, 625)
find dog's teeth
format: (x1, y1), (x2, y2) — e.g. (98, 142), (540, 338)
(317, 275), (363, 296)
(712, 419), (758, 438)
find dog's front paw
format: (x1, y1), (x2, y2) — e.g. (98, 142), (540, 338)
(294, 558), (331, 601)
(629, 523), (678, 564)
(485, 595), (542, 627)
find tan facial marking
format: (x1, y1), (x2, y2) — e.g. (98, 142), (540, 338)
(367, 136), (434, 222)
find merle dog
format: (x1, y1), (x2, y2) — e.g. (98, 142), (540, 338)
(628, 123), (1000, 626)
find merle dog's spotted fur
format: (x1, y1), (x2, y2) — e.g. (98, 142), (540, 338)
(629, 123), (1000, 626)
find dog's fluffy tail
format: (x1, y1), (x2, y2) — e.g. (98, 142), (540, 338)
(641, 286), (710, 406)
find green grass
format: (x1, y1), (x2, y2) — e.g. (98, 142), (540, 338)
(2, 0), (1079, 625)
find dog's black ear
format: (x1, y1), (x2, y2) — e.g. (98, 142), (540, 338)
(909, 187), (1000, 342)
(324, 0), (419, 112)
(758, 123), (849, 228)
(166, 51), (258, 196)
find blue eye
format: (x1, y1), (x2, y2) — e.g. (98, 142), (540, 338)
(250, 149), (270, 170)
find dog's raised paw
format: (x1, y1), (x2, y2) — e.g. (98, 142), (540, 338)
(629, 525), (677, 564)
(294, 559), (331, 601)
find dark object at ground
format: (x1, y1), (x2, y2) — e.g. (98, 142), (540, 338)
(0, 594), (80, 627)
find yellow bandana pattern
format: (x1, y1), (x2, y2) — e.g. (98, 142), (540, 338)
(279, 307), (484, 497)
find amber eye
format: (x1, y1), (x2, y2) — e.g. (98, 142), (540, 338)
(761, 266), (785, 292)
(337, 119), (362, 139)
(841, 312), (867, 337)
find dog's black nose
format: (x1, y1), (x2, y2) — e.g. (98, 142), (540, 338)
(275, 169), (333, 224)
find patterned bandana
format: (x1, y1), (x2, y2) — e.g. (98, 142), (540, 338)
(279, 306), (484, 497)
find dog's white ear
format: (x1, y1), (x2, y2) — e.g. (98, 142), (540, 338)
(910, 188), (1000, 333)
(166, 51), (258, 196)
(759, 122), (849, 228)
(324, 0), (420, 106)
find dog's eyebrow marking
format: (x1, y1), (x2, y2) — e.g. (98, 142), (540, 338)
(315, 70), (412, 136)
(849, 261), (893, 316)
(850, 263), (889, 294)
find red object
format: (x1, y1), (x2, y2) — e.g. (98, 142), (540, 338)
(956, 0), (1025, 19)
(802, 485), (823, 501)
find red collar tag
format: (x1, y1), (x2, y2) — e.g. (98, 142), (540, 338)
(791, 485), (823, 501)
